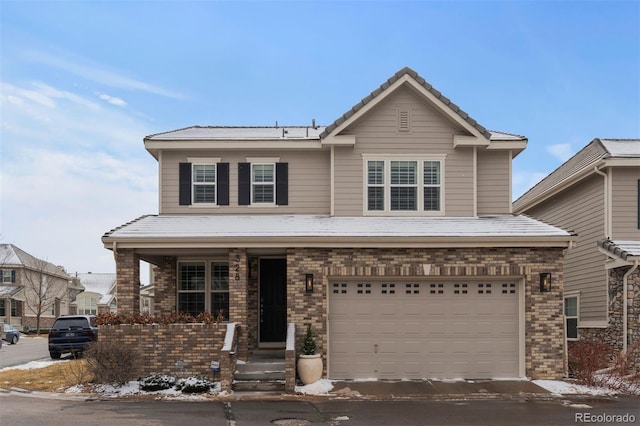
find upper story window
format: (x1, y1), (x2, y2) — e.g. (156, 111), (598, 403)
(179, 160), (229, 207)
(0, 269), (16, 283)
(239, 161), (288, 206)
(365, 156), (444, 215)
(193, 164), (216, 204)
(252, 164), (275, 204)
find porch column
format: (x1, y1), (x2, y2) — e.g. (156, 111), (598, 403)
(153, 257), (177, 315)
(229, 249), (249, 359)
(115, 248), (140, 315)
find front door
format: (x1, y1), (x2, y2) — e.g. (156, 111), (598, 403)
(259, 258), (287, 344)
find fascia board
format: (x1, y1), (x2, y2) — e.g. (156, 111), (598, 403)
(486, 140), (527, 151)
(104, 235), (574, 250)
(513, 160), (604, 213)
(324, 75), (490, 143)
(144, 140), (323, 151)
(603, 158), (640, 167)
(321, 135), (356, 146)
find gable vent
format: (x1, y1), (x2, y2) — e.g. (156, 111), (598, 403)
(398, 108), (411, 132)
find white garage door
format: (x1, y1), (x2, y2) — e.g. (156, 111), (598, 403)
(328, 280), (520, 379)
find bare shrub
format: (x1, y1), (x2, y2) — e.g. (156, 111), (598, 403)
(61, 358), (92, 387)
(568, 340), (611, 386)
(84, 339), (141, 385)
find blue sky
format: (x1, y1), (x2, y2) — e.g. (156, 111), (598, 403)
(1, 1), (638, 281)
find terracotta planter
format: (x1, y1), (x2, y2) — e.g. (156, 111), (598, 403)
(297, 354), (323, 385)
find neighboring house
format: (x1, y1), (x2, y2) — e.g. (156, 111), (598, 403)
(0, 244), (77, 329)
(103, 67), (574, 380)
(514, 138), (640, 359)
(71, 273), (117, 315)
(140, 283), (155, 315)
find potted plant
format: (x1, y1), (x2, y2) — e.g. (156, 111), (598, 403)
(297, 324), (323, 385)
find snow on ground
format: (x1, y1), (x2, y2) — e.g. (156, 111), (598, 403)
(0, 359), (68, 372)
(295, 379), (334, 395)
(533, 380), (617, 396)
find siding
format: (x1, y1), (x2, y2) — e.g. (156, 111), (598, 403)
(477, 150), (511, 215)
(160, 150), (330, 215)
(333, 85), (474, 216)
(526, 174), (607, 323)
(611, 167), (640, 239)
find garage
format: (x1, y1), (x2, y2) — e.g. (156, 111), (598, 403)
(328, 279), (522, 379)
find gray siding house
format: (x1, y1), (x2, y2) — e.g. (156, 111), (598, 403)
(103, 67), (574, 381)
(514, 139), (640, 360)
(0, 244), (77, 330)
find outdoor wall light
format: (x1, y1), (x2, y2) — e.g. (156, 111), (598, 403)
(539, 273), (551, 292)
(305, 274), (314, 293)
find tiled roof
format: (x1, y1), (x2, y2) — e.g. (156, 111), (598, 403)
(145, 126), (326, 141)
(599, 139), (640, 157)
(320, 67), (492, 140)
(513, 138), (639, 211)
(598, 240), (640, 260)
(103, 214), (572, 242)
(76, 273), (116, 295)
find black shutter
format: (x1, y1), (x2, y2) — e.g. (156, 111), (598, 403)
(11, 270), (16, 283)
(217, 163), (229, 206)
(276, 162), (288, 206)
(179, 163), (192, 205)
(238, 163), (251, 205)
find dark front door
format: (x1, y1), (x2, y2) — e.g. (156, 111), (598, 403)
(259, 258), (287, 343)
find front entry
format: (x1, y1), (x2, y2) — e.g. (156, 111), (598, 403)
(259, 258), (287, 345)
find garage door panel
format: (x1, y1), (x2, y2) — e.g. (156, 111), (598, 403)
(329, 280), (520, 379)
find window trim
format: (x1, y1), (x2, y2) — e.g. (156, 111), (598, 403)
(363, 155), (446, 216)
(564, 293), (579, 341)
(251, 163), (276, 205)
(188, 158), (220, 206)
(0, 269), (15, 283)
(177, 260), (230, 319)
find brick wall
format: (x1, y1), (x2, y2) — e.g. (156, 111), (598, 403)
(153, 256), (177, 315)
(115, 249), (140, 315)
(286, 247), (566, 380)
(99, 323), (227, 379)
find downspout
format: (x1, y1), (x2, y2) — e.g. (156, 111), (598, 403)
(622, 260), (638, 354)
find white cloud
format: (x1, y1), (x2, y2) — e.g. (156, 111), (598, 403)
(98, 93), (128, 107)
(22, 49), (184, 100)
(1, 80), (157, 281)
(546, 143), (573, 162)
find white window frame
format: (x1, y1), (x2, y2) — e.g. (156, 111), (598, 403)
(363, 155), (445, 216)
(177, 260), (229, 319)
(192, 163), (217, 205)
(564, 293), (579, 341)
(251, 163), (276, 205)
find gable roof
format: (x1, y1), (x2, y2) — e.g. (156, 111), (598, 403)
(0, 244), (70, 279)
(320, 67), (492, 140)
(145, 126), (325, 141)
(76, 272), (116, 295)
(513, 138), (640, 212)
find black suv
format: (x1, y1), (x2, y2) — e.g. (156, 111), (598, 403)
(48, 315), (98, 359)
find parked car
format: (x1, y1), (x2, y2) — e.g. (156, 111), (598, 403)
(48, 315), (98, 359)
(2, 323), (20, 344)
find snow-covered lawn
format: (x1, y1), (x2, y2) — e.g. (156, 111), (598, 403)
(533, 380), (618, 396)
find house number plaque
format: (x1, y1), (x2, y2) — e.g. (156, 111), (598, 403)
(234, 254), (241, 281)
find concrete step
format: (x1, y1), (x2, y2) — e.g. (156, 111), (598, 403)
(234, 369), (285, 381)
(232, 380), (285, 392)
(236, 360), (285, 373)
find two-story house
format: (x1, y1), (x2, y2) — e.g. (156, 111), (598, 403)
(103, 67), (574, 381)
(0, 244), (77, 330)
(514, 138), (640, 362)
(71, 272), (117, 315)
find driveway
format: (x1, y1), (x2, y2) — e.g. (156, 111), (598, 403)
(0, 336), (49, 369)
